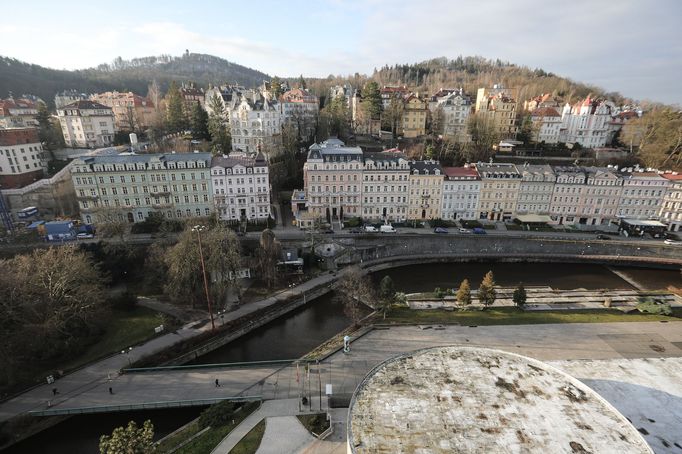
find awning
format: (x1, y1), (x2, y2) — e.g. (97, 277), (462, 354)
(515, 214), (553, 223)
(621, 219), (666, 227)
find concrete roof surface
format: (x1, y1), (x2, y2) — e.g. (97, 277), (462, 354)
(348, 346), (652, 454)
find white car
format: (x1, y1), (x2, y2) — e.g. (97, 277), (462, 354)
(664, 238), (681, 245)
(364, 225), (378, 233)
(459, 228), (471, 233)
(380, 225), (397, 233)
(77, 233), (94, 239)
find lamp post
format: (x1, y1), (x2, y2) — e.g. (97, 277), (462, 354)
(192, 225), (215, 331)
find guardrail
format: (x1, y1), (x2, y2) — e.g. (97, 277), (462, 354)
(124, 358), (316, 374)
(28, 395), (262, 417)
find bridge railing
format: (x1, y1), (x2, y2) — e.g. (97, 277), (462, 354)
(28, 395), (262, 417)
(123, 358), (316, 374)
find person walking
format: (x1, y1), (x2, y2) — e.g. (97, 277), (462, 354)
(215, 379), (220, 388)
(52, 388), (58, 396)
(109, 387), (113, 395)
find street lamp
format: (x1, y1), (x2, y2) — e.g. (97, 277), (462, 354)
(192, 225), (216, 331)
(121, 347), (133, 367)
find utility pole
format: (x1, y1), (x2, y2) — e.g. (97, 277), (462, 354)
(192, 225), (215, 330)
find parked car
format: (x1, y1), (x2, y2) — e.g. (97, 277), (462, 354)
(380, 225), (397, 233)
(348, 227), (362, 234)
(664, 238), (682, 245)
(434, 227), (449, 234)
(76, 233), (94, 239)
(472, 227), (486, 235)
(321, 228), (334, 234)
(364, 225), (378, 233)
(458, 228), (471, 234)
(596, 234), (611, 240)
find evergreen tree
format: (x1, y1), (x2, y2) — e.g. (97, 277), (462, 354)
(298, 74), (307, 89)
(513, 283), (527, 308)
(190, 103), (210, 140)
(477, 271), (496, 309)
(362, 81), (382, 120)
(165, 81), (187, 133)
(207, 94), (231, 155)
(270, 76), (284, 98)
(378, 275), (396, 319)
(36, 102), (64, 151)
(456, 279), (471, 305)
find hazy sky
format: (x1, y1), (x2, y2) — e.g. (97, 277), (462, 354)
(2, 0), (681, 104)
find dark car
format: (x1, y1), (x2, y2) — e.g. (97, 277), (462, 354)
(434, 227), (449, 234)
(348, 227), (362, 234)
(596, 234), (610, 240)
(472, 227), (486, 235)
(322, 229), (334, 234)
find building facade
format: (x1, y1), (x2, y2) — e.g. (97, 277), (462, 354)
(303, 139), (363, 221)
(407, 160), (443, 220)
(516, 164), (555, 215)
(90, 91), (155, 131)
(660, 173), (682, 231)
(434, 90), (472, 141)
(0, 97), (40, 129)
(279, 88), (319, 141)
(617, 171), (669, 220)
(210, 152), (271, 222)
(230, 91), (283, 156)
(476, 162), (521, 221)
(70, 152), (212, 224)
(559, 97), (616, 148)
(57, 100), (116, 148)
(0, 128), (48, 188)
(361, 152), (410, 222)
(402, 94), (428, 138)
(530, 107), (562, 144)
(475, 87), (518, 138)
(442, 166), (480, 220)
(55, 90), (88, 109)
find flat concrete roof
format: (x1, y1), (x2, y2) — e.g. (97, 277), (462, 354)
(348, 346), (652, 453)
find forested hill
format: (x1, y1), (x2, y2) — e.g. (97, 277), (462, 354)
(372, 56), (629, 105)
(0, 52), (270, 107)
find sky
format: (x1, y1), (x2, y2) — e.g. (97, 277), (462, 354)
(2, 0), (681, 104)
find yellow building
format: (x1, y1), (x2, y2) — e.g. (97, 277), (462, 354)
(475, 86), (518, 139)
(407, 160), (444, 220)
(402, 94), (428, 138)
(475, 162), (521, 221)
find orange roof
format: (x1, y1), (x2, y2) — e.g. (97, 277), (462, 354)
(531, 107), (561, 117)
(662, 173), (682, 181)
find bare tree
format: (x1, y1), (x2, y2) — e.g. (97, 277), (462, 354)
(335, 266), (374, 327)
(256, 229), (281, 289)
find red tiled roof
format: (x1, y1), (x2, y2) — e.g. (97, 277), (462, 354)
(662, 173), (682, 181)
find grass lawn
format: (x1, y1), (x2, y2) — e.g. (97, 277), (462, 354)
(174, 401), (260, 454)
(155, 420), (201, 452)
(383, 306), (682, 326)
(297, 413), (329, 436)
(61, 307), (165, 371)
(229, 419), (266, 454)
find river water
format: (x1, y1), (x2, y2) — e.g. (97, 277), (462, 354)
(9, 261), (680, 453)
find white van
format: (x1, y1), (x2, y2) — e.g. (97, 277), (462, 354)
(380, 225), (397, 233)
(364, 225), (378, 232)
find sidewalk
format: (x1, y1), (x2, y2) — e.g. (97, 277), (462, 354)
(0, 270), (341, 423)
(211, 398), (310, 454)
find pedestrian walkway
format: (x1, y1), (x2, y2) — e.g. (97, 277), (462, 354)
(211, 398), (311, 454)
(256, 416), (314, 454)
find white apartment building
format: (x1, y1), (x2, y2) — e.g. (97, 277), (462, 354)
(303, 139), (363, 221)
(0, 97), (40, 128)
(55, 90), (88, 110)
(0, 128), (48, 189)
(57, 100), (115, 148)
(560, 97), (616, 148)
(476, 162), (521, 221)
(435, 90), (472, 141)
(617, 170), (669, 220)
(660, 173), (682, 231)
(230, 91), (282, 156)
(442, 166), (480, 220)
(361, 152), (410, 222)
(530, 107), (562, 144)
(71, 152), (212, 224)
(210, 152), (271, 222)
(204, 85), (245, 119)
(516, 164), (555, 215)
(279, 88), (319, 142)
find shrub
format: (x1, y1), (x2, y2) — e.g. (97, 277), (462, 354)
(344, 217), (363, 228)
(636, 300), (672, 316)
(198, 401), (239, 429)
(434, 287), (445, 299)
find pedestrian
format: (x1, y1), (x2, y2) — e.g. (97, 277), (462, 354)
(109, 387), (113, 395)
(52, 387), (58, 396)
(215, 379), (220, 388)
